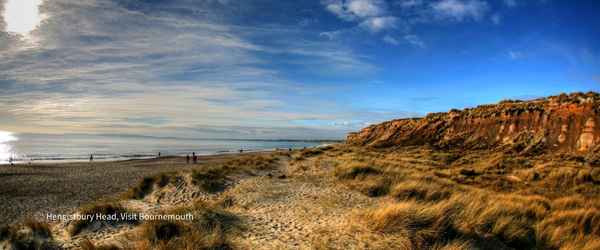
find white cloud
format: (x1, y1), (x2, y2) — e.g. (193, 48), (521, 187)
(383, 34), (399, 45)
(504, 0), (517, 7)
(404, 34), (425, 48)
(322, 0), (398, 32)
(381, 34), (426, 48)
(508, 50), (523, 59)
(346, 0), (387, 17)
(359, 16), (397, 32)
(431, 0), (489, 21)
(323, 0), (388, 21)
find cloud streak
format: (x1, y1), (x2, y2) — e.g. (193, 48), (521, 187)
(0, 0), (384, 139)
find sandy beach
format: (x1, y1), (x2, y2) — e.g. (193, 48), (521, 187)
(0, 152), (270, 226)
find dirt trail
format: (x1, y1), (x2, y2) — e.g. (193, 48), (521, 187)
(227, 159), (376, 249)
(51, 155), (381, 249)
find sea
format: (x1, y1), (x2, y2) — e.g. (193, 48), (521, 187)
(0, 132), (334, 164)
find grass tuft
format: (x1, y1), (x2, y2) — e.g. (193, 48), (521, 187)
(0, 219), (58, 250)
(136, 201), (241, 250)
(69, 202), (139, 236)
(334, 163), (381, 179)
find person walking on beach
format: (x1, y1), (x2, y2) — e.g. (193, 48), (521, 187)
(192, 152), (197, 164)
(186, 154), (190, 164)
(8, 156), (14, 166)
(90, 154), (93, 162)
(158, 152), (161, 158)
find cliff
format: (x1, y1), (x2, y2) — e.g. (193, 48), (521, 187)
(347, 92), (600, 156)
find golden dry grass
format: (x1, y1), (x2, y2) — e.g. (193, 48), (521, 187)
(0, 218), (59, 250)
(69, 202), (139, 236)
(133, 201), (241, 250)
(320, 144), (600, 249)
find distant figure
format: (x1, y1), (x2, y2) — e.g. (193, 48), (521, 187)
(9, 157), (14, 166)
(288, 148), (292, 152)
(90, 154), (94, 162)
(158, 152), (161, 158)
(186, 154), (190, 164)
(192, 152), (197, 164)
(239, 148), (244, 153)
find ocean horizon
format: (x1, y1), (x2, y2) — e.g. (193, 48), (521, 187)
(0, 132), (339, 164)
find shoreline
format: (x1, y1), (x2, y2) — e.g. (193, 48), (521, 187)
(0, 145), (331, 165)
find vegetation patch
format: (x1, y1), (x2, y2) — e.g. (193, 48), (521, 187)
(390, 181), (453, 202)
(224, 154), (278, 171)
(69, 202), (139, 236)
(192, 167), (229, 193)
(125, 173), (174, 199)
(0, 219), (59, 250)
(80, 239), (121, 250)
(136, 201), (241, 250)
(334, 163), (381, 179)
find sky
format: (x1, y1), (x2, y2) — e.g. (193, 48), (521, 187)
(0, 0), (599, 139)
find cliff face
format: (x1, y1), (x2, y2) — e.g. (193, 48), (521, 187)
(347, 92), (600, 155)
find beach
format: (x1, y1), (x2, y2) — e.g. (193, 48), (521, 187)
(0, 152), (271, 226)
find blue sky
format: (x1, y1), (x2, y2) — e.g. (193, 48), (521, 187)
(0, 0), (599, 139)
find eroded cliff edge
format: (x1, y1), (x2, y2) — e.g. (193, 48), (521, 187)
(347, 92), (600, 157)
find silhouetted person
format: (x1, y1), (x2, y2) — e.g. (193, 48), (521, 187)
(192, 152), (197, 164)
(158, 152), (161, 158)
(90, 154), (94, 162)
(239, 148), (243, 153)
(9, 157), (14, 166)
(186, 154), (190, 164)
(288, 148), (292, 152)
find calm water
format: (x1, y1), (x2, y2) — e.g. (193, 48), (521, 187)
(0, 132), (329, 164)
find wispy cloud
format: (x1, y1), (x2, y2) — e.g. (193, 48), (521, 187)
(491, 13), (502, 25)
(504, 0), (517, 8)
(508, 50), (523, 59)
(431, 0), (489, 21)
(382, 34), (399, 45)
(323, 0), (397, 33)
(322, 0), (502, 48)
(0, 0), (382, 139)
(359, 16), (398, 32)
(404, 34), (425, 48)
(323, 0), (388, 21)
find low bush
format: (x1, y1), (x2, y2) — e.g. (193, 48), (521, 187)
(0, 219), (59, 250)
(69, 202), (139, 236)
(192, 167), (228, 193)
(136, 201), (241, 250)
(125, 173), (174, 199)
(334, 163), (381, 179)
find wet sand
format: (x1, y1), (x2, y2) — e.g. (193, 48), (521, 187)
(0, 153), (268, 226)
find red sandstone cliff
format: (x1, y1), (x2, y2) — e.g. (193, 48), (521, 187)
(347, 92), (600, 156)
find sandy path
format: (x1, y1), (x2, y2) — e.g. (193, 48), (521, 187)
(224, 158), (378, 249)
